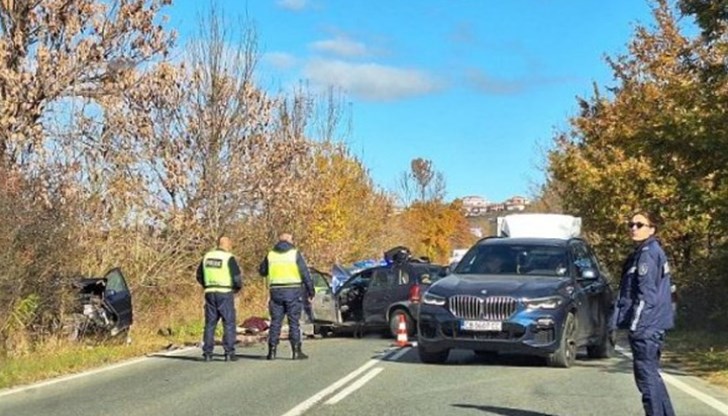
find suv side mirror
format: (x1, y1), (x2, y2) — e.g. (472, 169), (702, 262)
(577, 268), (598, 281)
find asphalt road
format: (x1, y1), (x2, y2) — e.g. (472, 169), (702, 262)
(1, 336), (728, 416)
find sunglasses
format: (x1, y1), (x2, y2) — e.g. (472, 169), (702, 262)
(627, 221), (651, 229)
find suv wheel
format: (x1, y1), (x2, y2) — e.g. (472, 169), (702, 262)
(389, 309), (414, 338)
(547, 312), (577, 368)
(587, 326), (614, 359)
(418, 344), (449, 364)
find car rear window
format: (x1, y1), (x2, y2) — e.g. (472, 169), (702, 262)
(411, 264), (447, 284)
(455, 244), (569, 277)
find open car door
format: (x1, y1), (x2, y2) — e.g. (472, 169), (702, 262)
(103, 268), (133, 333)
(311, 268), (340, 325)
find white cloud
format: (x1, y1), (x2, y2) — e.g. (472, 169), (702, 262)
(310, 36), (368, 58)
(276, 0), (308, 11)
(263, 52), (298, 70)
(303, 59), (442, 101)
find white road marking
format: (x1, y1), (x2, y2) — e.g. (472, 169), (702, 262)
(615, 345), (728, 415)
(324, 367), (384, 405)
(0, 347), (197, 399)
(281, 346), (410, 416)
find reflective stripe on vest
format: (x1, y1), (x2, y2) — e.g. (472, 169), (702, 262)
(267, 249), (302, 287)
(203, 250), (233, 293)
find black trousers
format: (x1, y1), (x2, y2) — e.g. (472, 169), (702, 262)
(268, 288), (303, 346)
(202, 292), (236, 355)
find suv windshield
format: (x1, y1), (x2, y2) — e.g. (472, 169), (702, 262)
(455, 244), (569, 277)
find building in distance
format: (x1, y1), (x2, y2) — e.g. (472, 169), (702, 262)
(461, 195), (530, 217)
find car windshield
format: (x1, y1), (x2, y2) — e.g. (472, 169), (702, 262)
(454, 244), (569, 277)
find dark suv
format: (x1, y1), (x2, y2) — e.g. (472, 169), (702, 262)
(417, 236), (614, 367)
(312, 248), (447, 338)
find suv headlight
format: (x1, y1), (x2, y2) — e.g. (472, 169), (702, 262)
(422, 292), (446, 306)
(523, 296), (564, 310)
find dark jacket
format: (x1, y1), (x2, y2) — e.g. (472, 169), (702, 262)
(259, 240), (314, 298)
(612, 236), (674, 338)
(196, 250), (243, 293)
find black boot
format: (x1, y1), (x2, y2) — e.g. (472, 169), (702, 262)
(292, 343), (309, 360)
(266, 344), (277, 360)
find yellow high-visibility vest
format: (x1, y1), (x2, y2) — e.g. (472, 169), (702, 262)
(267, 249), (302, 287)
(202, 250), (233, 293)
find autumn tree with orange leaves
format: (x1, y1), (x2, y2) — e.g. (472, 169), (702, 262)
(545, 0), (728, 328)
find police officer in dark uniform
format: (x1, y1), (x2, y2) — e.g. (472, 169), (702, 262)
(196, 236), (243, 362)
(613, 212), (675, 416)
(259, 233), (314, 360)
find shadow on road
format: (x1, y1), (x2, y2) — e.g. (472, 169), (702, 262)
(148, 353), (268, 362)
(389, 346), (642, 376)
(452, 403), (557, 416)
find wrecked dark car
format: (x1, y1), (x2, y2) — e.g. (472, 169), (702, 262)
(66, 268), (133, 341)
(312, 246), (448, 338)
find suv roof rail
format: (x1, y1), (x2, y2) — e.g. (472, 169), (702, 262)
(474, 235), (503, 244)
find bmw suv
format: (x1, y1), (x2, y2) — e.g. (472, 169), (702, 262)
(417, 234), (614, 367)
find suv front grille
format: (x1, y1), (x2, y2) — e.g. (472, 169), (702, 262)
(449, 295), (517, 321)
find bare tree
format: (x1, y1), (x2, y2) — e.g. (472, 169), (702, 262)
(397, 157), (446, 205)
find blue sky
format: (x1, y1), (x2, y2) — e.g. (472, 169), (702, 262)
(165, 0), (659, 203)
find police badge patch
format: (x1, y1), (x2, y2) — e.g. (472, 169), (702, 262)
(638, 262), (649, 276)
(205, 258), (223, 268)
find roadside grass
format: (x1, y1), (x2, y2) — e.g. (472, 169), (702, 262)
(0, 332), (165, 389)
(0, 283), (269, 390)
(664, 329), (728, 389)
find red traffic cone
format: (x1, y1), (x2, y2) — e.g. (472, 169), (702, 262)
(395, 314), (410, 347)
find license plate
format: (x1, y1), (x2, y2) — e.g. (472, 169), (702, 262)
(461, 320), (502, 332)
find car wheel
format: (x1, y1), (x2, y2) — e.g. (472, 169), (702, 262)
(418, 344), (449, 364)
(587, 326), (615, 359)
(388, 309), (414, 338)
(315, 325), (334, 338)
(547, 312), (577, 368)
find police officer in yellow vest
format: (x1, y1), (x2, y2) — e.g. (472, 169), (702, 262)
(196, 236), (243, 362)
(259, 233), (314, 360)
